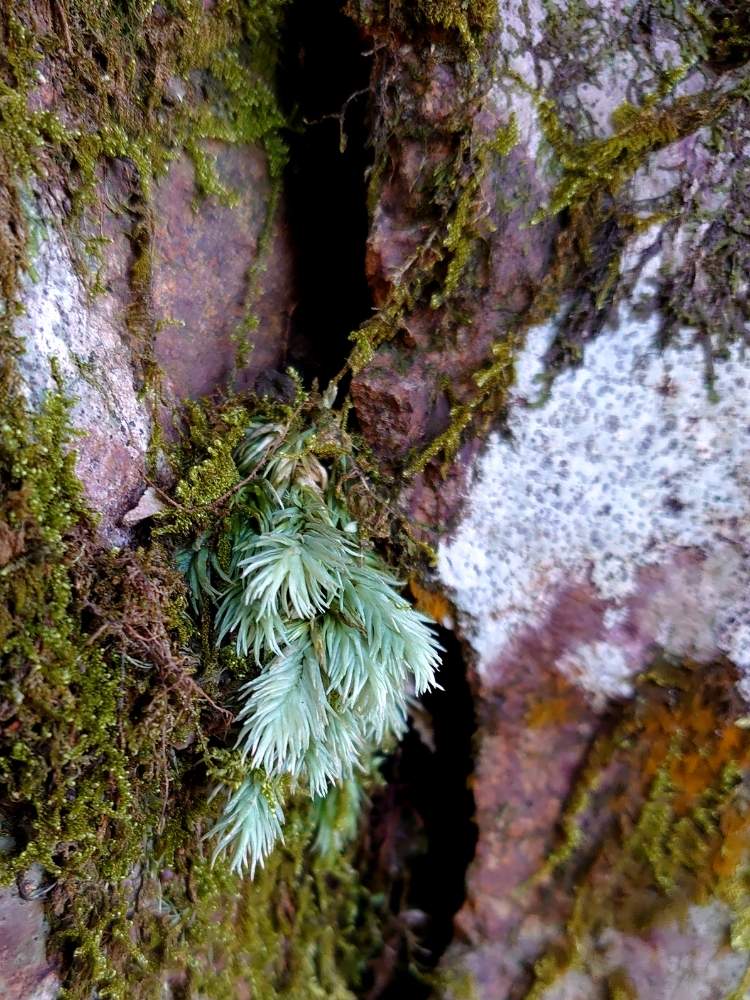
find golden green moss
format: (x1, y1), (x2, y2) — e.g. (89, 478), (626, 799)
(531, 71), (716, 226)
(504, 67), (750, 407)
(345, 106), (522, 475)
(416, 0), (497, 56)
(349, 0), (497, 53)
(405, 332), (517, 475)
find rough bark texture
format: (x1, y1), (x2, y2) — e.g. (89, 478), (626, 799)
(350, 2), (750, 998)
(3, 0), (750, 998)
(16, 146), (292, 543)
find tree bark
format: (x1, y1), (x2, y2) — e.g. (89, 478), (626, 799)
(3, 1), (750, 998)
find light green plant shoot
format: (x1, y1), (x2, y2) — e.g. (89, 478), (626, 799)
(178, 417), (442, 875)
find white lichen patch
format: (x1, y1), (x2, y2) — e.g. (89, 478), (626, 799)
(438, 270), (750, 702)
(15, 223), (150, 537)
(555, 642), (633, 705)
(535, 902), (748, 1000)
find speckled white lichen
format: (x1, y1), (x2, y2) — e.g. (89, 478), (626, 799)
(438, 252), (750, 702)
(15, 223), (150, 539)
(535, 902), (748, 1000)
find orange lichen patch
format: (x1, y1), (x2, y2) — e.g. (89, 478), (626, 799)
(525, 674), (580, 729)
(525, 695), (577, 729)
(714, 805), (750, 883)
(523, 658), (750, 997)
(409, 577), (452, 623)
(635, 673), (750, 815)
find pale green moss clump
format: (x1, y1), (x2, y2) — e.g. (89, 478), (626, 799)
(173, 408), (441, 875)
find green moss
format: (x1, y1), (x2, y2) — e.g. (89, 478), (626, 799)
(689, 0), (750, 69)
(352, 0), (496, 55)
(0, 352), (176, 981)
(531, 73), (715, 225)
(0, 361), (397, 995)
(0, 3), (455, 993)
(348, 6), (747, 480)
(348, 282), (418, 376)
(417, 0), (497, 54)
(0, 4), (396, 990)
(1, 0), (290, 386)
(405, 332), (517, 475)
(141, 813), (378, 1000)
(347, 114), (524, 475)
(491, 112), (520, 157)
(505, 70), (750, 403)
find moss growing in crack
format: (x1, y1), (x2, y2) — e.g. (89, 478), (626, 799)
(345, 114), (523, 474)
(0, 3), (447, 992)
(349, 0), (497, 54)
(138, 797), (383, 1000)
(0, 60), (384, 976)
(0, 368), (121, 882)
(0, 357), (404, 995)
(405, 331), (517, 475)
(416, 0), (497, 56)
(156, 387), (441, 877)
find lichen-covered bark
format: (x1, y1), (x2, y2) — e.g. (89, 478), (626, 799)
(4, 0), (750, 998)
(350, 2), (750, 998)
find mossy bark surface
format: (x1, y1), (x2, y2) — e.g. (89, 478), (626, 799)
(4, 1), (750, 998)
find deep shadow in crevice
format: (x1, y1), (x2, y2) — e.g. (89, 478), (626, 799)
(703, 0), (750, 71)
(364, 627), (478, 999)
(277, 7), (477, 989)
(279, 0), (374, 384)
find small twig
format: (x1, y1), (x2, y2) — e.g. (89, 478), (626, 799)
(205, 444), (282, 511)
(304, 88), (369, 128)
(83, 622), (110, 647)
(159, 726), (169, 832)
(144, 413), (298, 521)
(304, 88), (369, 153)
(143, 478), (182, 509)
(361, 41), (387, 57)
